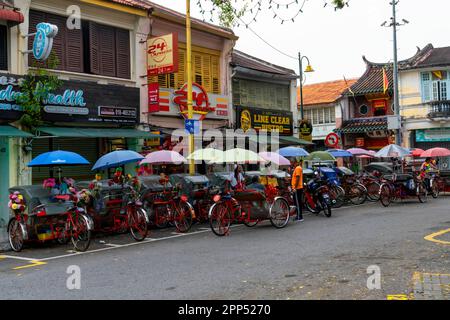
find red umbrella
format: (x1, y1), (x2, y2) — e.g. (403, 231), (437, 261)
(420, 147), (450, 157)
(411, 148), (425, 157)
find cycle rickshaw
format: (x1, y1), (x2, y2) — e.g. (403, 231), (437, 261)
(379, 173), (427, 207)
(208, 171), (291, 236)
(7, 185), (93, 252)
(140, 175), (195, 233)
(76, 178), (149, 242)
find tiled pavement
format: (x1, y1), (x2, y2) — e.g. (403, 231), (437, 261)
(412, 272), (450, 300)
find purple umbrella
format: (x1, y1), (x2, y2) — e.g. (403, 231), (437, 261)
(347, 148), (372, 156)
(259, 152), (291, 166)
(140, 151), (187, 165)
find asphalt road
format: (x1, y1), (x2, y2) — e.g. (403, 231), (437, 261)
(0, 197), (449, 300)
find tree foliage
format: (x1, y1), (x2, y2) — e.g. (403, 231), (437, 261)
(205, 0), (349, 28)
(17, 53), (62, 131)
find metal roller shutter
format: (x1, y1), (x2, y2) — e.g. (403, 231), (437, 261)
(32, 138), (99, 184)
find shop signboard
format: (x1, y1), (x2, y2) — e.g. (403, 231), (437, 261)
(299, 119), (313, 142)
(174, 83), (215, 121)
(416, 128), (450, 142)
(356, 137), (365, 147)
(0, 75), (140, 124)
(147, 33), (179, 76)
(235, 106), (293, 136)
(148, 82), (160, 113)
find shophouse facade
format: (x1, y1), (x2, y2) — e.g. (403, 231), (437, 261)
(231, 50), (306, 147)
(399, 44), (450, 169)
(0, 0), (154, 247)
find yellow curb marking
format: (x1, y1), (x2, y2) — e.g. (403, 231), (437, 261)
(0, 255), (6, 260)
(424, 228), (450, 245)
(13, 260), (47, 270)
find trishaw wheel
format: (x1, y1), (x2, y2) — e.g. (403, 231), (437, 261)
(329, 186), (345, 208)
(173, 201), (194, 233)
(269, 198), (290, 229)
(379, 184), (391, 207)
(417, 184), (427, 203)
(366, 182), (381, 202)
(349, 184), (367, 205)
(431, 180), (439, 199)
(209, 203), (232, 237)
(71, 214), (91, 252)
(129, 207), (149, 242)
(243, 220), (258, 228)
(8, 218), (24, 252)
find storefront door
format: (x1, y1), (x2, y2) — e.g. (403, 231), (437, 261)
(0, 137), (10, 230)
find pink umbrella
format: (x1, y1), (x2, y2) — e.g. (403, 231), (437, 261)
(411, 148), (425, 157)
(347, 148), (372, 156)
(140, 150), (187, 165)
(259, 152), (290, 166)
(357, 155), (373, 159)
(420, 148), (450, 158)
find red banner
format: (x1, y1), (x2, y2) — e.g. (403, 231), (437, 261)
(148, 82), (160, 113)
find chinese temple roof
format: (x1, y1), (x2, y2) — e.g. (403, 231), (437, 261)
(335, 116), (388, 134)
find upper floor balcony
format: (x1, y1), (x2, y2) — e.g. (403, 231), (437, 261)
(428, 100), (450, 120)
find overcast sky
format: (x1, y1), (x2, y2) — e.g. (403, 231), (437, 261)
(151, 0), (450, 84)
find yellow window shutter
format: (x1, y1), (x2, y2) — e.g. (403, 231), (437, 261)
(211, 56), (220, 94)
(194, 53), (202, 85)
(202, 55), (212, 93)
(176, 48), (186, 88)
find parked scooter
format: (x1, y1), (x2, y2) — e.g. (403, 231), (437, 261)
(303, 171), (333, 217)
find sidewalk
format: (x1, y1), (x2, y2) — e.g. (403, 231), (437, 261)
(413, 272), (450, 300)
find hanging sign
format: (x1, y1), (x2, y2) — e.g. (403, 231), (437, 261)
(148, 82), (160, 113)
(147, 33), (179, 76)
(299, 119), (313, 142)
(32, 23), (58, 61)
(174, 83), (215, 120)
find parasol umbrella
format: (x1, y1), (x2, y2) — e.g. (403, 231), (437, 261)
(346, 148), (372, 156)
(140, 150), (187, 165)
(28, 150), (90, 167)
(374, 144), (411, 158)
(305, 151), (336, 161)
(277, 147), (310, 157)
(420, 147), (450, 158)
(259, 152), (290, 166)
(410, 148), (425, 157)
(186, 148), (224, 162)
(92, 150), (144, 171)
(210, 148), (265, 164)
(327, 149), (353, 158)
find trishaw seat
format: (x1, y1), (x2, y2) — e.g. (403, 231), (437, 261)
(233, 189), (266, 202)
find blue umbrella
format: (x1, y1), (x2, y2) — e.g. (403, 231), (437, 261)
(28, 150), (90, 167)
(92, 150), (144, 171)
(327, 149), (353, 158)
(277, 147), (310, 157)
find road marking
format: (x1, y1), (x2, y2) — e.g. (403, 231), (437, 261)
(386, 294), (411, 300)
(424, 228), (450, 245)
(13, 260), (47, 270)
(104, 243), (123, 248)
(0, 255), (38, 262)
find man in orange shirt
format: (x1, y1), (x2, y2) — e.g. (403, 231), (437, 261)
(291, 160), (304, 222)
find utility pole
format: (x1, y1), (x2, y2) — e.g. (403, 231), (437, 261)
(391, 0), (401, 146)
(186, 0), (195, 175)
(298, 52), (304, 120)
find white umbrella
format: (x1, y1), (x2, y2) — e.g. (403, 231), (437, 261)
(210, 148), (266, 164)
(186, 148), (224, 161)
(375, 144), (410, 158)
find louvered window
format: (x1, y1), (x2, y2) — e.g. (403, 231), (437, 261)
(150, 45), (221, 94)
(29, 10), (130, 79)
(0, 25), (7, 71)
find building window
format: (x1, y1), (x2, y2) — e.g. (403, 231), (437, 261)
(150, 45), (221, 94)
(0, 25), (8, 71)
(305, 107), (336, 125)
(29, 10), (131, 79)
(421, 71), (449, 102)
(359, 104), (369, 115)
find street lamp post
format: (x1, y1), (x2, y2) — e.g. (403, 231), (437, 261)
(298, 52), (314, 121)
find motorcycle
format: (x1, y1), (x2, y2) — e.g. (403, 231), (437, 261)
(303, 172), (333, 217)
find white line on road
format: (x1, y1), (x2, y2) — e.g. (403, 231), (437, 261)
(0, 255), (39, 262)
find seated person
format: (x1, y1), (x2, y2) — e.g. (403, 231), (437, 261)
(246, 176), (265, 192)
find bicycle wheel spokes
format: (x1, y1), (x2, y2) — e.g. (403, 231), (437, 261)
(129, 207), (148, 241)
(269, 198), (290, 229)
(173, 201), (193, 233)
(209, 203), (232, 237)
(71, 214), (91, 252)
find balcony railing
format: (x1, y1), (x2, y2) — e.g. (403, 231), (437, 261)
(428, 100), (450, 119)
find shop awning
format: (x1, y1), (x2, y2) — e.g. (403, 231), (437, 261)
(279, 136), (314, 146)
(37, 127), (162, 139)
(0, 125), (33, 137)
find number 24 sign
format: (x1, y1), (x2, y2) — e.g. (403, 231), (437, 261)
(147, 33), (179, 76)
